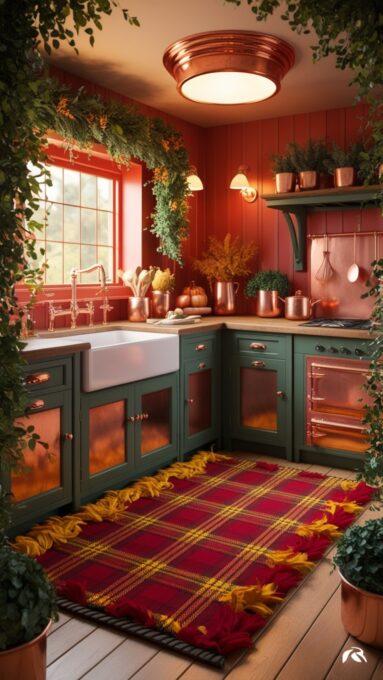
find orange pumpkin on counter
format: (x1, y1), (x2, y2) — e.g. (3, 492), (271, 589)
(182, 282), (208, 307)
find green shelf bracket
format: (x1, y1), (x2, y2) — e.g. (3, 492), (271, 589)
(282, 207), (306, 271)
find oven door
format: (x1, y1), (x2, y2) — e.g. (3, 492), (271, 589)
(306, 356), (370, 453)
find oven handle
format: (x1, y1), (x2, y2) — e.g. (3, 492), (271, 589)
(311, 418), (366, 433)
(310, 362), (369, 376)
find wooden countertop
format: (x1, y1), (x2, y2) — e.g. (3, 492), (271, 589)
(22, 316), (373, 360)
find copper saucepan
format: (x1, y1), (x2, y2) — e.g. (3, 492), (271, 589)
(281, 290), (321, 321)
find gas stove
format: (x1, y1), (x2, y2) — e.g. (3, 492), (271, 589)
(300, 318), (372, 330)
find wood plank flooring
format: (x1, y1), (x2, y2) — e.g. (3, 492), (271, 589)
(46, 454), (383, 679)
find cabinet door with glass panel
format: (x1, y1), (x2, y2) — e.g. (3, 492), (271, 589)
(80, 372), (179, 501)
(225, 332), (293, 458)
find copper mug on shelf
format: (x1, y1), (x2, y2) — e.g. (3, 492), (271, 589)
(127, 296), (150, 322)
(213, 281), (239, 315)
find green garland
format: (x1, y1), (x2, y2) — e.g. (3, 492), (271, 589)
(49, 82), (191, 263)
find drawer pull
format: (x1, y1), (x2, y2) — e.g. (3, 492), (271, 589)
(142, 412), (149, 420)
(127, 415), (135, 423)
(135, 413), (144, 421)
(251, 360), (265, 368)
(27, 399), (45, 411)
(198, 362), (206, 369)
(276, 390), (284, 398)
(195, 344), (207, 351)
(250, 342), (266, 351)
(63, 432), (73, 441)
(25, 372), (51, 385)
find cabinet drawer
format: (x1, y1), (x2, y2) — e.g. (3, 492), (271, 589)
(181, 334), (215, 360)
(23, 357), (72, 393)
(294, 335), (372, 358)
(235, 333), (287, 358)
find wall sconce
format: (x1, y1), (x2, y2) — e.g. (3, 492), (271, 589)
(187, 173), (204, 191)
(230, 167), (257, 203)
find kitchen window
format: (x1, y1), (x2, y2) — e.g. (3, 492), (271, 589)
(31, 161), (120, 286)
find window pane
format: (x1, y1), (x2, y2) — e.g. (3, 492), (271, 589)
(64, 205), (80, 242)
(81, 173), (97, 208)
(81, 208), (97, 244)
(98, 177), (113, 210)
(64, 243), (80, 282)
(81, 245), (98, 282)
(98, 246), (113, 282)
(46, 166), (63, 203)
(46, 203), (62, 241)
(45, 241), (63, 284)
(98, 211), (113, 246)
(31, 205), (48, 237)
(64, 168), (80, 205)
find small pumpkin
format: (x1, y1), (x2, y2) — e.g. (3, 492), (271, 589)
(183, 281), (208, 307)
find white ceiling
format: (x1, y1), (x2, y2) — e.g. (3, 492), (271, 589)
(48, 0), (357, 127)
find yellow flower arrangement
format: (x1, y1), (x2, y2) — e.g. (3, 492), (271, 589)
(151, 267), (175, 293)
(193, 233), (256, 283)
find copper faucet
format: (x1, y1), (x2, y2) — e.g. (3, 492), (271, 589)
(48, 263), (113, 331)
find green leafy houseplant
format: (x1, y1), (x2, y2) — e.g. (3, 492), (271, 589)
(326, 141), (364, 173)
(286, 139), (329, 173)
(245, 270), (290, 297)
(270, 152), (296, 174)
(333, 518), (383, 595)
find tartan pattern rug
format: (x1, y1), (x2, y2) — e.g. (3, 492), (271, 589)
(15, 452), (374, 661)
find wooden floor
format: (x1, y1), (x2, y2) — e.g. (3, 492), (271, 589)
(46, 454), (383, 680)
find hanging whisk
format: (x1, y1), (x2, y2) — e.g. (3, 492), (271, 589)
(315, 234), (335, 283)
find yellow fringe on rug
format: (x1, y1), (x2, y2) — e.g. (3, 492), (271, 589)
(266, 549), (314, 574)
(13, 451), (230, 557)
(324, 499), (362, 515)
(219, 582), (283, 617)
(153, 613), (182, 634)
(339, 479), (359, 491)
(296, 515), (341, 539)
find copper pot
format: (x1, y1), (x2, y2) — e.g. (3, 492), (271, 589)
(151, 291), (170, 318)
(0, 620), (51, 680)
(282, 290), (321, 321)
(334, 167), (356, 188)
(255, 290), (282, 318)
(340, 571), (383, 648)
(298, 170), (319, 190)
(127, 296), (150, 322)
(275, 172), (296, 193)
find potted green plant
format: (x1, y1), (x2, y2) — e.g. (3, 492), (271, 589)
(326, 141), (364, 187)
(333, 518), (383, 648)
(245, 270), (289, 318)
(286, 138), (329, 190)
(193, 233), (256, 315)
(270, 152), (297, 193)
(0, 494), (58, 679)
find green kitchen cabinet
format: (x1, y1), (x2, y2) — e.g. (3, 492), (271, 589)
(223, 331), (293, 459)
(180, 331), (221, 457)
(79, 371), (179, 500)
(6, 354), (77, 533)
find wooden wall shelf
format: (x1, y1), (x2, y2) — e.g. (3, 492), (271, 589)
(262, 185), (382, 271)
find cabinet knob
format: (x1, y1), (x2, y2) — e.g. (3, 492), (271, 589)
(276, 390), (284, 398)
(198, 362), (206, 369)
(63, 432), (73, 440)
(26, 399), (45, 411)
(142, 413), (149, 420)
(135, 413), (143, 421)
(315, 345), (325, 352)
(195, 344), (207, 351)
(25, 372), (51, 385)
(251, 360), (265, 368)
(250, 342), (266, 351)
(355, 348), (365, 356)
(127, 416), (135, 423)
(186, 398), (194, 405)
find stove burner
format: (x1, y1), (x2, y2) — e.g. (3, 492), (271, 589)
(300, 318), (372, 330)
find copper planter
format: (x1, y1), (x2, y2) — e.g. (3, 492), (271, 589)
(213, 281), (239, 315)
(151, 291), (171, 318)
(340, 572), (383, 648)
(298, 170), (319, 190)
(334, 167), (356, 188)
(275, 172), (296, 193)
(127, 297), (150, 322)
(255, 290), (282, 318)
(0, 620), (51, 680)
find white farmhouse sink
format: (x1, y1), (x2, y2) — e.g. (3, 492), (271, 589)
(72, 330), (179, 392)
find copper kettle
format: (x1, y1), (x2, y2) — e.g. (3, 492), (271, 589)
(281, 290), (321, 321)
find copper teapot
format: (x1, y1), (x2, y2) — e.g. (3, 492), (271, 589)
(281, 290), (321, 321)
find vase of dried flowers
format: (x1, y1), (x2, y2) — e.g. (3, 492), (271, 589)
(193, 234), (256, 315)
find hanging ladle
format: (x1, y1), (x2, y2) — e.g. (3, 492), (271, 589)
(347, 233), (360, 283)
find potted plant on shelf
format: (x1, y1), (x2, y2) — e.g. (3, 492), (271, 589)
(193, 233), (256, 315)
(151, 267), (175, 318)
(286, 138), (329, 190)
(326, 141), (364, 188)
(333, 518), (383, 648)
(245, 270), (289, 318)
(270, 152), (297, 193)
(0, 494), (58, 680)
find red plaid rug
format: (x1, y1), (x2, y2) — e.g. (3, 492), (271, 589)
(15, 452), (374, 663)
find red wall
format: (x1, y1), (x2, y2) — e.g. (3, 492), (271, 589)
(26, 67), (383, 326)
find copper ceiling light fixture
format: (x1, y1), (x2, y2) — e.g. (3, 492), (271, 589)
(163, 30), (295, 105)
